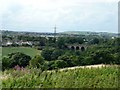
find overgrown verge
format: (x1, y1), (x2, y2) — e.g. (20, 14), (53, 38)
(2, 65), (119, 88)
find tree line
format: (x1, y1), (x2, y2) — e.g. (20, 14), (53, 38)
(2, 37), (120, 71)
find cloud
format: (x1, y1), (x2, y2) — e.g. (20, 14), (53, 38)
(1, 0), (118, 33)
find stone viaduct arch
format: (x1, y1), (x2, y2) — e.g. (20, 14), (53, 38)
(67, 45), (87, 51)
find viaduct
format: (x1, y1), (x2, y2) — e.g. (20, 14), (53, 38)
(66, 44), (87, 51)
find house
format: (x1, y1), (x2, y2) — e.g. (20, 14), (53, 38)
(21, 41), (33, 46)
(6, 41), (13, 46)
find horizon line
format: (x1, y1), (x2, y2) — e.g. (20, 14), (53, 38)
(1, 29), (118, 34)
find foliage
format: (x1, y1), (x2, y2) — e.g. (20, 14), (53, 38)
(2, 56), (11, 70)
(29, 55), (44, 68)
(2, 36), (120, 70)
(2, 66), (118, 88)
(54, 60), (68, 68)
(2, 52), (31, 70)
(2, 32), (120, 88)
(41, 48), (54, 61)
(65, 37), (84, 44)
(51, 49), (63, 60)
(41, 48), (64, 61)
(56, 37), (66, 49)
(58, 54), (79, 67)
(91, 50), (114, 64)
(90, 38), (99, 44)
(8, 52), (31, 67)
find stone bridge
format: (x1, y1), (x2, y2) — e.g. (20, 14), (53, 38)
(66, 44), (87, 51)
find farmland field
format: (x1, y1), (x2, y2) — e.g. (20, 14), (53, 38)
(2, 65), (119, 88)
(2, 47), (41, 58)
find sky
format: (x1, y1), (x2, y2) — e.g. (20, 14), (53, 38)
(0, 0), (119, 33)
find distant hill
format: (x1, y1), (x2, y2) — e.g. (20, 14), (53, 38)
(1, 30), (118, 37)
(61, 31), (118, 37)
(61, 31), (115, 34)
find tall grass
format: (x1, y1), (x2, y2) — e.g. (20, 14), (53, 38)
(2, 65), (119, 88)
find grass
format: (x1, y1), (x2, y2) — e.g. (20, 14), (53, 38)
(0, 47), (2, 62)
(2, 65), (119, 88)
(2, 47), (41, 58)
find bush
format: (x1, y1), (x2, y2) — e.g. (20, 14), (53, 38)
(47, 61), (56, 70)
(54, 60), (68, 68)
(41, 48), (54, 61)
(8, 52), (31, 68)
(29, 55), (44, 68)
(82, 56), (94, 65)
(46, 60), (68, 70)
(51, 49), (63, 60)
(41, 48), (64, 61)
(58, 54), (80, 67)
(91, 50), (114, 64)
(2, 56), (11, 70)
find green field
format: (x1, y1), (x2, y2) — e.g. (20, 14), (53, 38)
(0, 47), (1, 89)
(2, 47), (40, 58)
(2, 65), (119, 88)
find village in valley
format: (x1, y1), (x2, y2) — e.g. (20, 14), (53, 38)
(1, 29), (118, 47)
(1, 29), (120, 88)
(1, 0), (120, 88)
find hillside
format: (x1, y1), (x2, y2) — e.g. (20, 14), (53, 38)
(2, 47), (40, 58)
(61, 31), (118, 37)
(2, 65), (119, 88)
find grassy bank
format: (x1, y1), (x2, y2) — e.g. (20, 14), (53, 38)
(2, 47), (40, 58)
(2, 65), (119, 88)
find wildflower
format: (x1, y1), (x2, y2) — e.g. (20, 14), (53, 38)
(14, 65), (21, 70)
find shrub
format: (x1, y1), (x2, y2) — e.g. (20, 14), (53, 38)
(58, 54), (80, 67)
(51, 49), (63, 60)
(2, 56), (11, 70)
(54, 60), (68, 68)
(8, 52), (31, 68)
(47, 61), (56, 70)
(29, 55), (44, 68)
(41, 48), (54, 61)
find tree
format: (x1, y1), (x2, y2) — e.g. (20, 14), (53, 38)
(47, 61), (56, 70)
(56, 37), (66, 49)
(90, 50), (114, 64)
(113, 53), (120, 64)
(54, 60), (68, 68)
(51, 49), (63, 60)
(8, 52), (31, 67)
(41, 48), (54, 61)
(65, 37), (84, 44)
(2, 57), (11, 70)
(91, 38), (99, 44)
(29, 55), (44, 68)
(58, 54), (79, 67)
